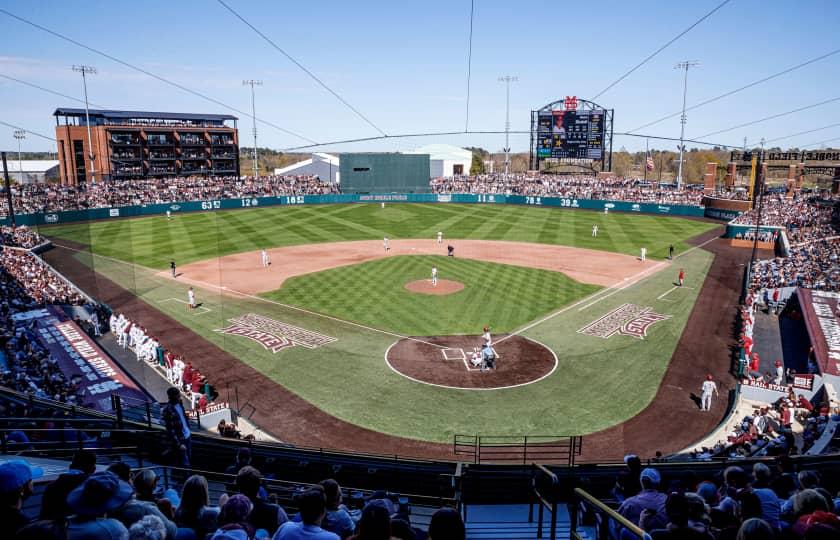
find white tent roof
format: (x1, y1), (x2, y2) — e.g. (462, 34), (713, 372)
(408, 144), (472, 162)
(274, 153), (338, 175)
(5, 160), (59, 173)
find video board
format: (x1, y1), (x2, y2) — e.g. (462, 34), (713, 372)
(536, 109), (605, 160)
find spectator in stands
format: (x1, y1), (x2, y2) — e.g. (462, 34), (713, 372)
(648, 492), (714, 539)
(175, 474), (220, 539)
(64, 471), (133, 539)
(210, 493), (254, 539)
(613, 454), (643, 502)
(735, 518), (776, 540)
(789, 489), (833, 536)
(40, 450), (97, 520)
(273, 486), (338, 540)
(235, 466), (288, 535)
(162, 387), (192, 468)
(427, 507), (465, 540)
(751, 463), (782, 531)
(128, 515), (168, 540)
(113, 471), (177, 540)
(388, 520), (414, 540)
(318, 479), (355, 540)
(225, 448), (252, 476)
(0, 459), (42, 535)
(617, 468), (667, 531)
(782, 471), (822, 519)
(348, 503), (392, 540)
(108, 462), (133, 484)
(716, 466), (750, 516)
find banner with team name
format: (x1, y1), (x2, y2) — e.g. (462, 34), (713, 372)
(797, 289), (840, 376)
(13, 306), (150, 413)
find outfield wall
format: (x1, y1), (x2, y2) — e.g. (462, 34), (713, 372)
(2, 193), (714, 227)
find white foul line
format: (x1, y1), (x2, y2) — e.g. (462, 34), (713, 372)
(657, 286), (679, 300)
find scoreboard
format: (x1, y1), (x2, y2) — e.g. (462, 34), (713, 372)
(536, 109), (605, 160)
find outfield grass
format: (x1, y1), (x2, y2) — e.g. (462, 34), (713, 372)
(42, 203), (718, 269)
(265, 255), (601, 335)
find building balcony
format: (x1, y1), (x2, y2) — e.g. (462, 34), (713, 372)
(178, 134), (206, 146)
(210, 136), (235, 146)
(181, 155), (208, 161)
(149, 153), (176, 161)
(110, 137), (142, 146)
(148, 166), (176, 176)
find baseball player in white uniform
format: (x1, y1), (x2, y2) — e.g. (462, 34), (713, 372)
(591, 225), (598, 237)
(188, 287), (196, 310)
(640, 247), (647, 261)
(261, 249), (270, 268)
(166, 209), (172, 220)
(431, 266), (438, 286)
(437, 231), (443, 244)
(700, 374), (718, 411)
(383, 237), (390, 252)
(381, 202), (385, 209)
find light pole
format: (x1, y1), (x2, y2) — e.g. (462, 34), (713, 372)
(498, 75), (518, 176)
(72, 65), (97, 182)
(674, 61), (699, 188)
(243, 80), (263, 177)
(13, 130), (25, 183)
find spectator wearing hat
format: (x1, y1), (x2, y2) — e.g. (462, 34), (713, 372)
(209, 493), (254, 539)
(613, 455), (642, 502)
(64, 471), (133, 539)
(0, 459), (43, 534)
(162, 387), (191, 468)
(40, 450), (96, 520)
(112, 470), (177, 540)
(235, 466), (288, 535)
(617, 468), (667, 532)
(273, 486), (338, 540)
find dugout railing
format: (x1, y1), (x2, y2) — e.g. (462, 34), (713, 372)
(453, 434), (583, 466)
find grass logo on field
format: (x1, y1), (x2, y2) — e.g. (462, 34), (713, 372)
(215, 313), (337, 353)
(577, 303), (670, 339)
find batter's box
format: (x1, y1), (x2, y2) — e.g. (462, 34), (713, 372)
(441, 348), (466, 361)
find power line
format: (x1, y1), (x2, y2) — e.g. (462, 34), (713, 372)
(215, 0), (387, 137)
(0, 120), (55, 142)
(0, 7), (318, 144)
(762, 122), (840, 145)
(591, 0), (731, 100)
(280, 129), (737, 152)
(0, 74), (107, 108)
(697, 95), (840, 138)
(800, 136), (840, 149)
(464, 0), (475, 132)
(627, 47), (840, 133)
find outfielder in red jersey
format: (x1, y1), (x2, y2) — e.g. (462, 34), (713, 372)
(678, 268), (685, 287)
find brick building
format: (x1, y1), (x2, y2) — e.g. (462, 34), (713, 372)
(54, 108), (239, 184)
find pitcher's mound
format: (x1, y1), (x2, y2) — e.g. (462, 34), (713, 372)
(404, 279), (464, 295)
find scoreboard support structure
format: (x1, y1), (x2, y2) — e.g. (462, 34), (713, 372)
(529, 96), (614, 173)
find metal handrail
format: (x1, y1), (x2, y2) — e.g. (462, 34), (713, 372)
(572, 487), (647, 540)
(529, 463), (559, 540)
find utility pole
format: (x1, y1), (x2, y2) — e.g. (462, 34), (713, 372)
(674, 61), (699, 188)
(243, 80), (263, 177)
(13, 130), (25, 183)
(498, 75), (517, 176)
(72, 65), (97, 182)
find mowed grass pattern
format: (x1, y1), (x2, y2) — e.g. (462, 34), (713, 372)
(42, 203), (718, 269)
(265, 255), (600, 335)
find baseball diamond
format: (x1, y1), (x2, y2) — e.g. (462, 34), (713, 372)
(39, 202), (722, 452)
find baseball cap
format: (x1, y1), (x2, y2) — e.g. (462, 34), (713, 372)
(640, 468), (661, 486)
(0, 459), (44, 493)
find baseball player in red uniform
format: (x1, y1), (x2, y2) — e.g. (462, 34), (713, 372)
(678, 268), (685, 287)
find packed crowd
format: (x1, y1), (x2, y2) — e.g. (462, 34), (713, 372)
(109, 314), (219, 411)
(731, 196), (837, 237)
(611, 456), (840, 539)
(0, 226), (45, 249)
(0, 250), (96, 407)
(4, 449), (466, 540)
(431, 174), (710, 205)
(0, 176), (339, 217)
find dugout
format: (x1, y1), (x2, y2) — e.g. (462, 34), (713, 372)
(339, 153), (431, 194)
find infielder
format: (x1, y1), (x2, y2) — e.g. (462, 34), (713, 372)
(700, 374), (718, 411)
(383, 237), (390, 252)
(170, 260), (177, 278)
(591, 225), (598, 237)
(431, 266), (438, 286)
(261, 249), (270, 268)
(187, 287), (196, 310)
(640, 247), (647, 261)
(437, 231), (443, 244)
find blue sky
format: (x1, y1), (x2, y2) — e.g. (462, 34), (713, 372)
(1, 0), (839, 155)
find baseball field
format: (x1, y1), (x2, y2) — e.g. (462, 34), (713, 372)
(41, 203), (720, 448)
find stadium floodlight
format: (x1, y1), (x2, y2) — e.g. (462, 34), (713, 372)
(498, 75), (518, 176)
(72, 65), (97, 182)
(243, 80), (263, 178)
(674, 61), (699, 188)
(13, 130), (25, 182)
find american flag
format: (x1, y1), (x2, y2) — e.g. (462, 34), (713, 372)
(645, 154), (655, 171)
